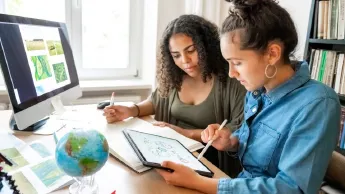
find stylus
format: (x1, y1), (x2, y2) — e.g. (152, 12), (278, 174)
(197, 119), (227, 160)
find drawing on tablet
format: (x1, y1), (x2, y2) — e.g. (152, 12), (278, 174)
(125, 129), (209, 172)
(145, 140), (189, 163)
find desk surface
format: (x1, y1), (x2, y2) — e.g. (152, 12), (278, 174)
(0, 105), (228, 194)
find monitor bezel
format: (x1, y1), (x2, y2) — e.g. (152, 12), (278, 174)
(0, 14), (79, 114)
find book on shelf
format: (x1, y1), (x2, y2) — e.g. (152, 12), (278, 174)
(308, 49), (345, 149)
(0, 132), (73, 194)
(315, 0), (345, 40)
(309, 49), (345, 95)
(56, 117), (205, 173)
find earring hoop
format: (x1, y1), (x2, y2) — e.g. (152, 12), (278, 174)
(265, 64), (277, 79)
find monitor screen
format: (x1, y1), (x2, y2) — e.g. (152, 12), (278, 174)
(0, 14), (81, 130)
(0, 15), (79, 114)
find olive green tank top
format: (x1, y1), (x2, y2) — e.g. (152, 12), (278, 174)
(171, 84), (217, 129)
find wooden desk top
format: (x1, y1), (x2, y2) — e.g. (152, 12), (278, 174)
(0, 106), (229, 194)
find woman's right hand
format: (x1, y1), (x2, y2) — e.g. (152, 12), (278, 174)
(103, 105), (134, 123)
(201, 124), (239, 151)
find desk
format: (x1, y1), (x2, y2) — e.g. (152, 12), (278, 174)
(0, 105), (229, 194)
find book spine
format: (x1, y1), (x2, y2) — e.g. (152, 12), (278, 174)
(340, 57), (345, 94)
(328, 51), (337, 86)
(324, 1), (329, 39)
(314, 0), (320, 38)
(334, 53), (344, 92)
(318, 1), (326, 39)
(338, 0), (345, 39)
(318, 50), (327, 81)
(311, 50), (320, 79)
(329, 0), (339, 39)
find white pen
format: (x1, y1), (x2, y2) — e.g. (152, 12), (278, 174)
(110, 92), (115, 106)
(197, 119), (228, 160)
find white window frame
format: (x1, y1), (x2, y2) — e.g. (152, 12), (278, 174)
(0, 0), (144, 82)
(0, 0), (5, 13)
(67, 0), (144, 80)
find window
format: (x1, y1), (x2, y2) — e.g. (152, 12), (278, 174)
(3, 0), (65, 22)
(82, 1), (130, 69)
(68, 0), (143, 79)
(0, 0), (143, 81)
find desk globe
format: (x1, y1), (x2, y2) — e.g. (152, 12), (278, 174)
(55, 129), (109, 194)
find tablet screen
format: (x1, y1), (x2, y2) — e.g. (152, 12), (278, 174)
(125, 130), (210, 173)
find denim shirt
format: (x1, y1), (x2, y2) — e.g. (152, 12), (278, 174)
(218, 62), (341, 194)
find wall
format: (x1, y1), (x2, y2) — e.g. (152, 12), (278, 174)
(141, 0), (187, 89)
(279, 0), (313, 60)
(219, 0), (313, 60)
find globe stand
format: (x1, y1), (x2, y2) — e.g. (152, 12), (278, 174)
(69, 175), (98, 194)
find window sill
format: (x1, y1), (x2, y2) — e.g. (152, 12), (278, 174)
(0, 79), (152, 95)
(79, 79), (152, 92)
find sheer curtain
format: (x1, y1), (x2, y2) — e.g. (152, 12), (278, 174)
(184, 0), (226, 26)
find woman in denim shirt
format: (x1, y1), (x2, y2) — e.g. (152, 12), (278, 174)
(156, 0), (341, 193)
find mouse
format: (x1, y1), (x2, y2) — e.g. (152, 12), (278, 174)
(97, 101), (110, 109)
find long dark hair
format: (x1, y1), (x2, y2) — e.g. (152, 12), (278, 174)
(157, 14), (228, 97)
(221, 0), (298, 63)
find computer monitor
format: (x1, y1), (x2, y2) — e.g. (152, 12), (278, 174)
(0, 14), (82, 131)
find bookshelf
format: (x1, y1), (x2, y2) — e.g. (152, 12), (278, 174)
(309, 38), (345, 45)
(304, 0), (345, 156)
(304, 0), (345, 191)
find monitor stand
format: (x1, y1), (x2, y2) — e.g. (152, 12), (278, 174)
(9, 96), (66, 134)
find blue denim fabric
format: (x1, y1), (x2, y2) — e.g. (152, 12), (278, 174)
(218, 62), (341, 194)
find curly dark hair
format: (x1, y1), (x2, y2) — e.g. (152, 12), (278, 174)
(157, 14), (228, 97)
(221, 0), (298, 64)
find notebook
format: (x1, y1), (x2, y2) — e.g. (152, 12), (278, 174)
(56, 117), (205, 173)
(102, 118), (205, 173)
(0, 133), (73, 194)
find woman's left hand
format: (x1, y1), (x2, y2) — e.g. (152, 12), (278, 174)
(153, 122), (187, 136)
(156, 161), (201, 189)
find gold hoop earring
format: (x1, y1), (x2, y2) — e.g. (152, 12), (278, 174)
(265, 64), (277, 79)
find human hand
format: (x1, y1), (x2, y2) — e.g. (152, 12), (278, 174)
(156, 161), (201, 189)
(201, 124), (239, 151)
(103, 105), (133, 123)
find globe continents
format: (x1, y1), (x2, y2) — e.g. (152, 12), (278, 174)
(55, 129), (109, 177)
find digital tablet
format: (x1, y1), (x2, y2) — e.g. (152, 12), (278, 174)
(123, 129), (214, 177)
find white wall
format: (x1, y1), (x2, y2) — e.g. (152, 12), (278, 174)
(219, 0), (313, 60)
(279, 0), (313, 60)
(220, 1), (230, 25)
(185, 0), (223, 26)
(141, 0), (189, 89)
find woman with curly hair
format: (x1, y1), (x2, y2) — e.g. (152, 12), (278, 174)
(103, 14), (246, 177)
(155, 0), (340, 193)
